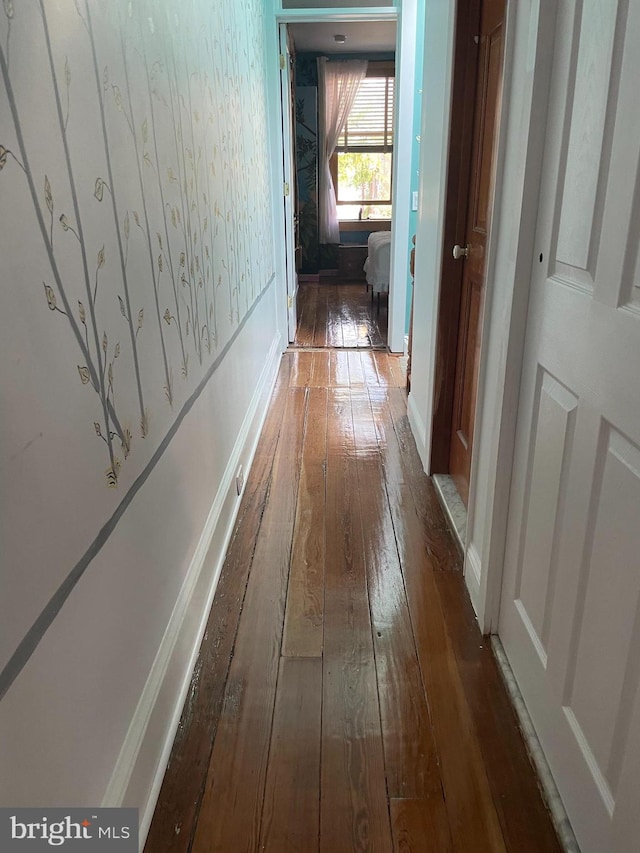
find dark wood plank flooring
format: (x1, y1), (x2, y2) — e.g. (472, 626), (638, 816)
(145, 351), (561, 853)
(294, 281), (388, 349)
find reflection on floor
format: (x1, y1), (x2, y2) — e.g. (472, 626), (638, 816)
(294, 280), (388, 349)
(145, 350), (562, 853)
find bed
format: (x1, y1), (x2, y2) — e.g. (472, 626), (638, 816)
(363, 231), (392, 297)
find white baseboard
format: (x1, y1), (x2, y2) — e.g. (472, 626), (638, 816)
(491, 638), (580, 853)
(406, 391), (428, 472)
(102, 331), (282, 849)
(464, 542), (483, 618)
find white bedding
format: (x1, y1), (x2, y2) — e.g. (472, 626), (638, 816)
(363, 231), (392, 294)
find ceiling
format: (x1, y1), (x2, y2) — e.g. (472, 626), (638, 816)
(288, 21), (396, 54)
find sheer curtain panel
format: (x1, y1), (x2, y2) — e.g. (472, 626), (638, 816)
(317, 57), (367, 243)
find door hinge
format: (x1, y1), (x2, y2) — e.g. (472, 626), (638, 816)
(279, 53), (286, 70)
(287, 295), (293, 308)
(283, 181), (290, 197)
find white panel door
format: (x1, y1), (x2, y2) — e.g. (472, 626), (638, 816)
(498, 2), (640, 851)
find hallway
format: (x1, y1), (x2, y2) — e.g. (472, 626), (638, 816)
(145, 350), (561, 853)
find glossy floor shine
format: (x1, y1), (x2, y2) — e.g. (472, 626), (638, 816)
(294, 280), (388, 349)
(145, 346), (561, 853)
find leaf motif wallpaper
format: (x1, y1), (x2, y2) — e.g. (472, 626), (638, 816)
(0, 0), (274, 491)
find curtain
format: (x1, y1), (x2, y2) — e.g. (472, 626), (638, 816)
(317, 57), (368, 244)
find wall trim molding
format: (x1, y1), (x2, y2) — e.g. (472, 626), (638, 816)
(387, 0), (417, 353)
(464, 542), (482, 616)
(101, 329), (283, 846)
(491, 637), (580, 853)
(407, 389), (428, 471)
(463, 0), (558, 633)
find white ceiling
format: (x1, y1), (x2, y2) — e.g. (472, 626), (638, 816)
(288, 21), (396, 54)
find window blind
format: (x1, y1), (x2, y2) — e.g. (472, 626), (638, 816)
(337, 76), (395, 152)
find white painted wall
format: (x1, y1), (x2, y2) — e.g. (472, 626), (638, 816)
(407, 0), (456, 465)
(1, 292), (281, 821)
(0, 0), (281, 834)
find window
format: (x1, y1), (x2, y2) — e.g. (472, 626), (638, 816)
(331, 62), (394, 221)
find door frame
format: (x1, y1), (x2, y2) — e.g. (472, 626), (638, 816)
(266, 1), (416, 355)
(278, 23), (299, 343)
(429, 0), (482, 475)
(462, 0), (559, 631)
(408, 0), (559, 630)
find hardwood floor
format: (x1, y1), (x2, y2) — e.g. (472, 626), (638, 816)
(294, 280), (388, 349)
(145, 351), (562, 853)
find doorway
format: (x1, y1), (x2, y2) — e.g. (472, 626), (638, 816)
(272, 4), (417, 355)
(284, 20), (396, 350)
(430, 0), (506, 509)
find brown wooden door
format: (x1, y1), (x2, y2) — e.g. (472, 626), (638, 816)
(448, 0), (505, 505)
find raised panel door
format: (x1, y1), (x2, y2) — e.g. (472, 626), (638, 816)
(499, 2), (640, 850)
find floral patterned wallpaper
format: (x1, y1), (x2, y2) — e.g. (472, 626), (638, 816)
(0, 0), (274, 489)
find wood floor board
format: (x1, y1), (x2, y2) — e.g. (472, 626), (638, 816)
(350, 389), (380, 457)
(327, 388), (355, 455)
(347, 350), (366, 386)
(282, 460), (325, 658)
(294, 286), (315, 347)
(297, 284), (315, 348)
(387, 388), (438, 492)
(311, 349), (330, 387)
(372, 351), (393, 386)
(143, 361), (290, 853)
(329, 350), (351, 387)
(389, 798), (453, 853)
(352, 392), (442, 801)
(190, 389), (307, 853)
(259, 657), (322, 853)
(313, 285), (330, 348)
(321, 451), (394, 853)
(147, 349), (562, 853)
(387, 354), (407, 387)
(326, 285), (344, 348)
(367, 387), (408, 487)
(384, 388), (461, 570)
(341, 312), (359, 347)
(433, 569), (564, 853)
(360, 349), (381, 386)
(357, 456), (441, 801)
(302, 386), (328, 459)
(290, 350), (314, 387)
(385, 477), (508, 853)
(294, 282), (387, 349)
(271, 352), (293, 395)
(282, 385), (327, 657)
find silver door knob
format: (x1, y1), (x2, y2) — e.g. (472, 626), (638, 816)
(452, 244), (469, 260)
